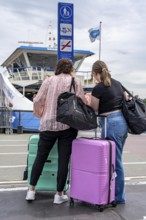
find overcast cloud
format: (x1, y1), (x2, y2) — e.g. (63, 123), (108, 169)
(0, 0), (146, 98)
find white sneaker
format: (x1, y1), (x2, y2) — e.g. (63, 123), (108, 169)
(53, 194), (69, 204)
(25, 190), (35, 201)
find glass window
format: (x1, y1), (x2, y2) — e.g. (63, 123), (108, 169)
(27, 53), (57, 70)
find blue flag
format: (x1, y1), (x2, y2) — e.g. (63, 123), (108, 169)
(88, 27), (100, 42)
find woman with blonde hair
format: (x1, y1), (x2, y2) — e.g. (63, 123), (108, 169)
(89, 60), (128, 204)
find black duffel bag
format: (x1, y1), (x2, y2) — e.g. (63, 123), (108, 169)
(57, 77), (97, 130)
(122, 86), (146, 134)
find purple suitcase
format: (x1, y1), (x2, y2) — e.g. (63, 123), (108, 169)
(70, 137), (116, 211)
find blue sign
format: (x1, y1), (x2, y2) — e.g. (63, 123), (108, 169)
(58, 2), (74, 62)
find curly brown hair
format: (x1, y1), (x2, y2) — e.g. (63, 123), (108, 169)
(55, 58), (73, 75)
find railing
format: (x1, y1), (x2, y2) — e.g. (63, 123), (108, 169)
(0, 107), (13, 134)
(6, 66), (94, 86)
(8, 66), (48, 81)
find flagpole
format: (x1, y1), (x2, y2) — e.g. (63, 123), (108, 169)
(99, 21), (102, 60)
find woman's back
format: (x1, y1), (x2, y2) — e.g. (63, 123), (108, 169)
(33, 74), (85, 131)
(92, 78), (123, 114)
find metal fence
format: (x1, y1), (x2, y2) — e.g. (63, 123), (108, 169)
(0, 107), (13, 134)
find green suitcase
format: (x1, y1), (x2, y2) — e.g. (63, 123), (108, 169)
(27, 134), (69, 191)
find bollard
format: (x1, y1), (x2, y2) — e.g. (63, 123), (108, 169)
(17, 125), (23, 134)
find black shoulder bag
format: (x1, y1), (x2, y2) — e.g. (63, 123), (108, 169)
(122, 86), (146, 134)
(56, 77), (97, 130)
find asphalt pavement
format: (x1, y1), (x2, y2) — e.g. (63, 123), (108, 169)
(0, 131), (146, 220)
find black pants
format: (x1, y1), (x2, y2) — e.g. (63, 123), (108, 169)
(30, 127), (78, 192)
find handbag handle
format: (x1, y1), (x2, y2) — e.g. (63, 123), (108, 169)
(121, 85), (134, 98)
(69, 77), (76, 93)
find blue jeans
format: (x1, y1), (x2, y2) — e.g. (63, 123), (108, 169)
(99, 111), (128, 203)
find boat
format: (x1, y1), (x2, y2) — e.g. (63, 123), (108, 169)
(0, 41), (94, 132)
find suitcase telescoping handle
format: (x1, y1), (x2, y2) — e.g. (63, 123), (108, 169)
(95, 115), (107, 139)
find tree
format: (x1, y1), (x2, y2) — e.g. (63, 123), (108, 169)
(143, 99), (146, 105)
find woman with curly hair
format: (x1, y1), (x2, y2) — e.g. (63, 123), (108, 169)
(26, 58), (86, 204)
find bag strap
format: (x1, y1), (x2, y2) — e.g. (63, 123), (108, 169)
(121, 85), (133, 98)
(69, 77), (76, 93)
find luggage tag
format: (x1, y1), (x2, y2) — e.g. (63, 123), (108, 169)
(111, 171), (117, 180)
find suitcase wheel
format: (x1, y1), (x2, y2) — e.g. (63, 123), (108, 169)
(111, 201), (117, 207)
(98, 205), (104, 212)
(70, 198), (74, 207)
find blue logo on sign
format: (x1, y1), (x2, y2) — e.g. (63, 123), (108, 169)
(60, 6), (72, 19)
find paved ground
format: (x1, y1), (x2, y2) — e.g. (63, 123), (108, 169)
(0, 184), (146, 220)
(0, 132), (146, 220)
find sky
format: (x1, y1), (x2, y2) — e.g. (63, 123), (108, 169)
(0, 0), (146, 98)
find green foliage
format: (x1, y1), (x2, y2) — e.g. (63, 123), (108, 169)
(143, 99), (146, 105)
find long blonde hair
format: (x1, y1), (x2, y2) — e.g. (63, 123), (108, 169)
(92, 60), (111, 86)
